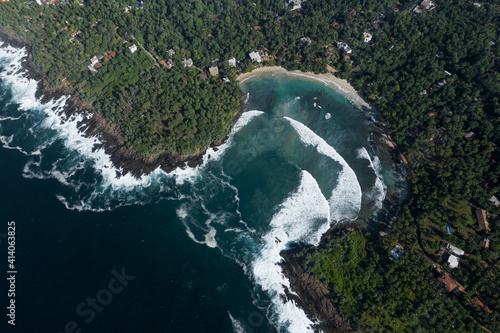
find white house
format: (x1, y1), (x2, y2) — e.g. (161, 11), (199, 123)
(363, 32), (373, 43)
(249, 51), (262, 63)
(90, 56), (99, 65)
(447, 244), (465, 256)
(448, 255), (460, 268)
(289, 0), (306, 10)
(129, 44), (138, 53)
(182, 58), (193, 67)
(228, 58), (236, 67)
(337, 42), (352, 54)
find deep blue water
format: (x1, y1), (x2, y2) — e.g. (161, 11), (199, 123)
(0, 43), (397, 333)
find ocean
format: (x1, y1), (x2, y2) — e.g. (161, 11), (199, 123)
(0, 42), (397, 333)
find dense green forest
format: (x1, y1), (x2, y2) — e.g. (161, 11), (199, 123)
(1, 0), (499, 331)
(297, 231), (486, 332)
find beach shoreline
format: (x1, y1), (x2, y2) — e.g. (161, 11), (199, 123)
(237, 65), (369, 109)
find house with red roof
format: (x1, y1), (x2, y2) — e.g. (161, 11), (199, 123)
(437, 272), (457, 292)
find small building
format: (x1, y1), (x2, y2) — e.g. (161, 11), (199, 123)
(182, 58), (193, 67)
(198, 74), (208, 81)
(165, 59), (174, 69)
(109, 51), (116, 58)
(87, 64), (97, 73)
(301, 37), (312, 45)
(391, 245), (405, 259)
(476, 208), (491, 233)
(479, 238), (490, 248)
(209, 66), (219, 76)
(129, 44), (138, 53)
(472, 296), (492, 313)
(420, 0), (435, 10)
(489, 196), (500, 207)
(249, 51), (262, 63)
(447, 244), (465, 256)
(168, 49), (176, 56)
(448, 254), (459, 268)
(437, 272), (457, 292)
(363, 32), (372, 43)
(336, 42), (352, 54)
(464, 132), (475, 139)
(103, 54), (112, 60)
(223, 77), (230, 83)
(90, 56), (99, 65)
(289, 0), (305, 11)
(94, 62), (102, 69)
(437, 79), (447, 87)
(228, 58), (236, 67)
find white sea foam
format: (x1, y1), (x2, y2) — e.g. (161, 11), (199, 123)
(177, 202), (220, 249)
(252, 170), (330, 333)
(0, 116), (23, 121)
(0, 40), (173, 205)
(357, 147), (387, 210)
(285, 116), (362, 221)
(203, 110), (264, 164)
(228, 312), (247, 333)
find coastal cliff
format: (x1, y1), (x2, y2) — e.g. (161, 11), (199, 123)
(0, 26), (234, 177)
(280, 244), (357, 333)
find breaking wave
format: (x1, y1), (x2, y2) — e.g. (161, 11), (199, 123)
(252, 170), (330, 332)
(285, 116), (362, 221)
(1, 39), (393, 333)
(357, 147), (387, 211)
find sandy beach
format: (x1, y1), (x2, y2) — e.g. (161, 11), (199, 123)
(236, 65), (369, 108)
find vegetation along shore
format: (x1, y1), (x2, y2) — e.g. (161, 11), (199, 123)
(0, 0), (499, 331)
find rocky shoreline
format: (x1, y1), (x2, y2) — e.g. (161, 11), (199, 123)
(0, 26), (239, 178)
(2, 25), (410, 332)
(278, 89), (410, 333)
(280, 240), (357, 333)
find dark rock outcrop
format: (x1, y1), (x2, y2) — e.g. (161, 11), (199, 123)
(0, 26), (236, 178)
(280, 248), (356, 333)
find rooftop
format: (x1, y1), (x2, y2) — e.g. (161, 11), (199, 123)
(476, 208), (490, 233)
(182, 58), (193, 67)
(209, 66), (219, 76)
(249, 51), (262, 63)
(391, 245), (405, 259)
(448, 254), (459, 268)
(437, 272), (457, 292)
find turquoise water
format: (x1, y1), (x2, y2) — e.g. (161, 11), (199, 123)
(0, 43), (396, 333)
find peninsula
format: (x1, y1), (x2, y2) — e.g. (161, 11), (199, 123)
(0, 0), (499, 332)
